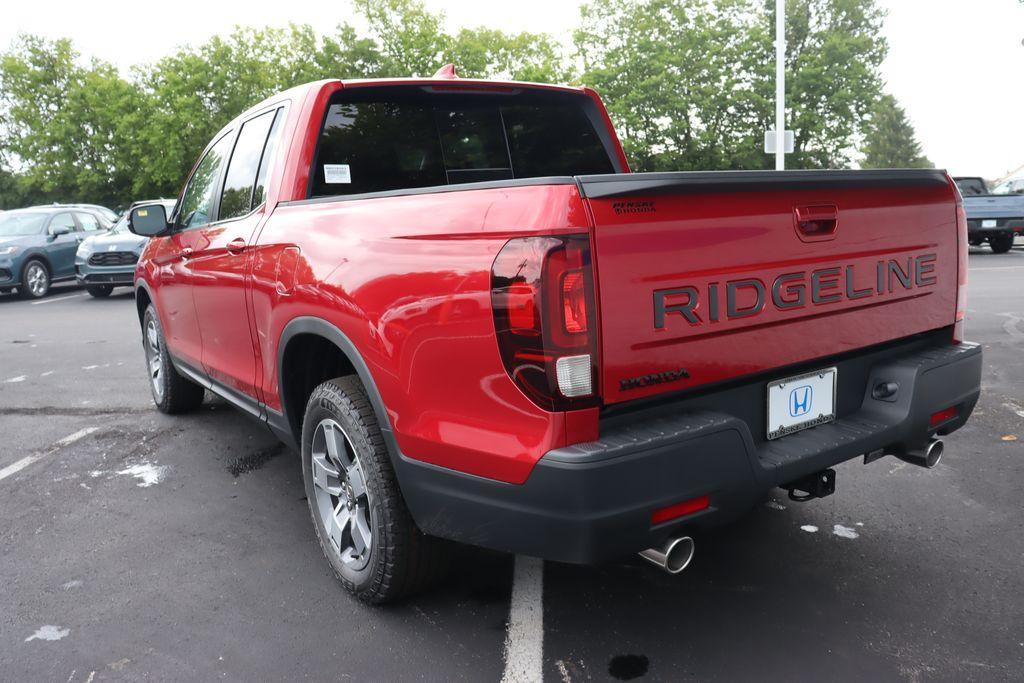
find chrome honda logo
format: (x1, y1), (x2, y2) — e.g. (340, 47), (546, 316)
(789, 385), (812, 417)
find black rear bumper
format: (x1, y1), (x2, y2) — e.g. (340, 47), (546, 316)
(399, 335), (982, 564)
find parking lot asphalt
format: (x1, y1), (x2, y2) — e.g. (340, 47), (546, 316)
(2, 246), (1023, 682)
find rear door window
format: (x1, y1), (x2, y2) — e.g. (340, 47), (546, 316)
(253, 109), (285, 210)
(219, 109), (279, 221)
(177, 133), (234, 230)
(76, 212), (102, 231)
(310, 89), (615, 198)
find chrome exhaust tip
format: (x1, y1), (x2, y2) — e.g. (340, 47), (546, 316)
(896, 438), (944, 469)
(639, 536), (695, 574)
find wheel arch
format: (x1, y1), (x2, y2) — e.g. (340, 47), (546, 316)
(20, 251), (53, 278)
(276, 317), (397, 457)
(134, 281), (154, 325)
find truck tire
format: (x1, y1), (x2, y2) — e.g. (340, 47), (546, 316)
(18, 259), (50, 299)
(142, 304), (205, 413)
(86, 285), (114, 298)
(301, 376), (448, 604)
(990, 233), (1014, 254)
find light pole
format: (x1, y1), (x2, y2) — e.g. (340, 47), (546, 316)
(775, 0), (786, 170)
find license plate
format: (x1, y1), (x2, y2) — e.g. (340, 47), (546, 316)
(982, 219), (997, 228)
(766, 367), (837, 440)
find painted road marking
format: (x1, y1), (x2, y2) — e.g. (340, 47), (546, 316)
(4, 375), (27, 383)
(971, 266), (1024, 272)
(501, 555), (544, 683)
(30, 293), (86, 305)
(0, 427), (98, 482)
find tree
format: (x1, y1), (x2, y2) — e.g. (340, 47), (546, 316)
(576, 0), (768, 172)
(860, 93), (932, 168)
(0, 35), (143, 207)
(356, 0), (569, 82)
(0, 1), (572, 206)
(575, 0), (890, 171)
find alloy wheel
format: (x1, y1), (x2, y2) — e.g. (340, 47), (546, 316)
(25, 263), (48, 297)
(310, 418), (373, 570)
(145, 318), (164, 400)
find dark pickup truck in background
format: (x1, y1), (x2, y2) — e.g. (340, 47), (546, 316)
(126, 73), (982, 603)
(953, 176), (1024, 252)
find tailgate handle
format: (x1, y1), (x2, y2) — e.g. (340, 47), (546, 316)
(794, 204), (838, 241)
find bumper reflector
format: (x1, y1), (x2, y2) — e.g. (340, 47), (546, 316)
(555, 354), (593, 397)
(930, 406), (958, 427)
(651, 495), (710, 525)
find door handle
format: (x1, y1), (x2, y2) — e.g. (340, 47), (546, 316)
(226, 238), (247, 254)
(180, 247), (193, 259)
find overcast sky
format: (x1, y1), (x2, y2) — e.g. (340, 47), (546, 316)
(2, 0), (1022, 179)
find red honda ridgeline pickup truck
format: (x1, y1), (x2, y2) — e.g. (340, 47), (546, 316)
(128, 73), (981, 603)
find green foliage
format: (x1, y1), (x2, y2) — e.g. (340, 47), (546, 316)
(576, 0), (890, 171)
(860, 93), (932, 169)
(0, 0), (917, 209)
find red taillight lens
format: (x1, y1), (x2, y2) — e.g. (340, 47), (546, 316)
(954, 192), (968, 343)
(561, 270), (588, 334)
(507, 281), (539, 333)
(491, 235), (599, 411)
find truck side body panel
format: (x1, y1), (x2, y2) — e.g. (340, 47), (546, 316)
(251, 182), (596, 484)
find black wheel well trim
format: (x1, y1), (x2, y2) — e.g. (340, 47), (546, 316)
(21, 253), (52, 276)
(276, 316), (403, 463)
(134, 280), (154, 324)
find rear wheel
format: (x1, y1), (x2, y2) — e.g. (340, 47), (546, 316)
(301, 376), (449, 604)
(990, 233), (1014, 254)
(86, 285), (114, 298)
(142, 304), (205, 413)
(18, 260), (49, 299)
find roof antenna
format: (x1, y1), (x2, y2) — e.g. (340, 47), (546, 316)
(432, 64), (458, 79)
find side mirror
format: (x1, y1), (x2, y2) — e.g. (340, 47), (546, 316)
(129, 204), (170, 237)
(49, 225), (72, 238)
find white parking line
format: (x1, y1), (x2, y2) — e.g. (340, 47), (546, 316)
(30, 293), (86, 305)
(0, 427), (98, 482)
(501, 555), (544, 683)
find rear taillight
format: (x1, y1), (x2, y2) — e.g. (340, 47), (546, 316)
(491, 235), (599, 411)
(954, 193), (968, 343)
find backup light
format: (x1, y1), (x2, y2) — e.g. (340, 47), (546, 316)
(555, 355), (593, 398)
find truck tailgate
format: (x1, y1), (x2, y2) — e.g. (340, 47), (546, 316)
(578, 170), (959, 405)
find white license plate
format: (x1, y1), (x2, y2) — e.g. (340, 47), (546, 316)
(982, 219), (997, 228)
(766, 367), (837, 440)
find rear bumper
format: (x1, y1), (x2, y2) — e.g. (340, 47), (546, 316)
(399, 335), (981, 564)
(967, 218), (1024, 236)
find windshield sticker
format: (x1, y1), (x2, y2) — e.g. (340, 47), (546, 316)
(324, 164), (352, 184)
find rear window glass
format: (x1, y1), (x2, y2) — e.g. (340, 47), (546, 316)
(310, 89), (615, 197)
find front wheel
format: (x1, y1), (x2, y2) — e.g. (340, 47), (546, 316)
(142, 304), (205, 413)
(86, 285), (114, 298)
(18, 260), (50, 299)
(990, 233), (1015, 254)
(301, 376), (449, 604)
